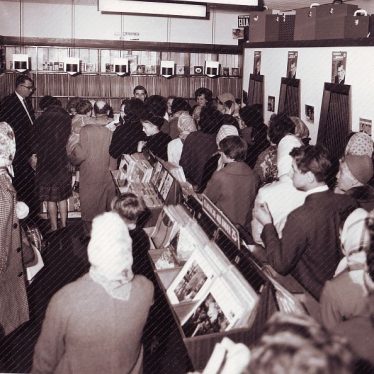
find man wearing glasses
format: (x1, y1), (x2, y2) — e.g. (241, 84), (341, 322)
(0, 74), (39, 221)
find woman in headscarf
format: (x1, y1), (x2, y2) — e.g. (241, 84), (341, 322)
(320, 208), (371, 331)
(32, 211), (154, 374)
(0, 121), (29, 336)
(167, 113), (196, 165)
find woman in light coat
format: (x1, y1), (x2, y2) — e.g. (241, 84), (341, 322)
(0, 121), (29, 336)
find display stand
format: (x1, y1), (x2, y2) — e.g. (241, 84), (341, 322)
(111, 157), (309, 372)
(278, 77), (300, 117)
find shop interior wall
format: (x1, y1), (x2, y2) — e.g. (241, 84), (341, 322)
(0, 1), (240, 45)
(243, 46), (374, 144)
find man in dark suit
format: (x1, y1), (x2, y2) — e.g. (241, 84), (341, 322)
(255, 145), (357, 301)
(0, 74), (38, 221)
(334, 61), (345, 85)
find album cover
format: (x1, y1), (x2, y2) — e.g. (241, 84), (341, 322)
(359, 118), (372, 137)
(222, 67), (230, 77)
(287, 51), (298, 79)
(194, 66), (203, 75)
(331, 51), (347, 85)
(253, 51), (261, 75)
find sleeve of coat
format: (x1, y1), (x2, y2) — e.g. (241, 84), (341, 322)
(261, 212), (307, 275)
(32, 292), (68, 374)
(68, 126), (88, 166)
(203, 171), (222, 204)
(320, 281), (342, 331)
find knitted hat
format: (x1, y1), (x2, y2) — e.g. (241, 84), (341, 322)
(0, 122), (16, 168)
(217, 93), (235, 105)
(345, 132), (373, 157)
(216, 125), (239, 146)
(88, 211), (133, 282)
(345, 155), (374, 184)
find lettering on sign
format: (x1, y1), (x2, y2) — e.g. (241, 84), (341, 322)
(201, 195), (240, 249)
(238, 15), (250, 28)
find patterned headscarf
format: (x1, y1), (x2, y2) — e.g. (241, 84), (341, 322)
(345, 132), (373, 157)
(177, 113), (196, 141)
(88, 212), (134, 300)
(0, 122), (16, 169)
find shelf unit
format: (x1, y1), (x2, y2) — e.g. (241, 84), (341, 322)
(0, 37), (243, 112)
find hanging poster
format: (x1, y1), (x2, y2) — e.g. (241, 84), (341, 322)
(253, 51), (261, 75)
(287, 51), (298, 79)
(331, 51), (347, 84)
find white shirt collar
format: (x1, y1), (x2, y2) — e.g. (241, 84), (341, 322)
(15, 91), (25, 102)
(305, 184), (329, 197)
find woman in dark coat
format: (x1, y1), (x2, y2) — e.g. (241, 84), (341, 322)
(109, 98), (147, 165)
(34, 96), (72, 231)
(138, 112), (171, 161)
(180, 106), (224, 189)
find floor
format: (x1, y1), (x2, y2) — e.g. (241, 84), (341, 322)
(0, 218), (191, 374)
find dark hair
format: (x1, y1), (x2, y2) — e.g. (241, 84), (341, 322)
(219, 136), (247, 161)
(268, 113), (296, 145)
(39, 95), (61, 111)
(133, 85), (148, 97)
(194, 87), (213, 103)
(290, 145), (331, 182)
(122, 98), (145, 123)
(15, 74), (33, 87)
(221, 114), (240, 130)
(249, 312), (353, 374)
(76, 99), (92, 115)
(337, 61), (344, 70)
(66, 97), (81, 113)
(171, 97), (191, 115)
(199, 106), (224, 135)
(145, 95), (167, 117)
(140, 111), (164, 129)
(94, 100), (111, 115)
(239, 105), (264, 129)
(111, 193), (145, 223)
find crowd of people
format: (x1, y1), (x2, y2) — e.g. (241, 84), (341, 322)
(0, 73), (374, 372)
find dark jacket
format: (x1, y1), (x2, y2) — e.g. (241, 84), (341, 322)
(346, 185), (374, 212)
(261, 190), (357, 300)
(204, 161), (258, 232)
(180, 131), (217, 188)
(109, 120), (146, 161)
(34, 105), (72, 183)
(143, 131), (171, 161)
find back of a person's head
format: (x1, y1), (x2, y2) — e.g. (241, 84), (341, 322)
(222, 114), (239, 130)
(199, 106), (224, 135)
(171, 97), (191, 115)
(39, 95), (61, 111)
(290, 145), (331, 183)
(76, 99), (92, 115)
(123, 98), (145, 123)
(145, 95), (167, 117)
(111, 193), (145, 223)
(94, 100), (110, 116)
(219, 135), (247, 162)
(268, 113), (296, 145)
(290, 116), (310, 140)
(249, 312), (354, 374)
(140, 111), (164, 129)
(66, 96), (81, 113)
(239, 105), (264, 129)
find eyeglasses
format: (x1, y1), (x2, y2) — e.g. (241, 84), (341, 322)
(20, 84), (35, 90)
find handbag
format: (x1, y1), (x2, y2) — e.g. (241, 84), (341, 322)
(21, 224), (45, 267)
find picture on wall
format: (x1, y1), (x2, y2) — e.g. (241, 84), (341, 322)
(268, 96), (275, 112)
(253, 51), (261, 75)
(231, 67), (240, 76)
(232, 28), (244, 39)
(305, 105), (315, 123)
(359, 118), (372, 137)
(331, 51), (347, 85)
(135, 64), (145, 74)
(287, 51), (298, 79)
